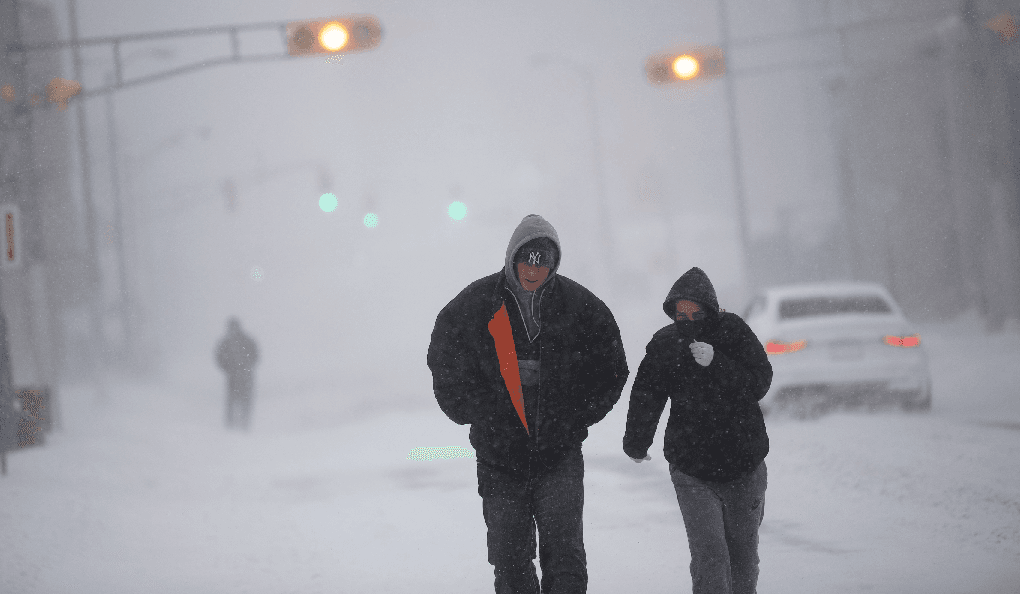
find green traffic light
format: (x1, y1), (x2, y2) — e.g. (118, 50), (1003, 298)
(363, 213), (379, 228)
(448, 201), (467, 220)
(319, 193), (338, 212)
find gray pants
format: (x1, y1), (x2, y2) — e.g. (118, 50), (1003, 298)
(669, 462), (767, 594)
(225, 372), (254, 430)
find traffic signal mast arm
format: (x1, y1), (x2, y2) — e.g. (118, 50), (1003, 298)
(5, 15), (382, 102)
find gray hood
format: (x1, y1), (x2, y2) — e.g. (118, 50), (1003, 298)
(502, 214), (561, 342)
(503, 214), (561, 289)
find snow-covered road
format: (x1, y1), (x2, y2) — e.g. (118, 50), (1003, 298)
(1, 317), (1018, 593)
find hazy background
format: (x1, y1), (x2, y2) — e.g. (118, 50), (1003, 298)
(2, 1), (1020, 591)
(40, 0), (874, 394)
(98, 0), (749, 397)
(3, 0), (1017, 397)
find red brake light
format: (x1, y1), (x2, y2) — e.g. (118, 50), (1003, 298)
(765, 339), (806, 355)
(884, 334), (920, 347)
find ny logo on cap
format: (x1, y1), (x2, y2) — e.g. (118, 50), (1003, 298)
(528, 251), (542, 266)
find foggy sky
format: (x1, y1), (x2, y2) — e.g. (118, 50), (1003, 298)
(45, 0), (906, 392)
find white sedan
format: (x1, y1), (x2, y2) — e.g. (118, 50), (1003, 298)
(744, 282), (932, 416)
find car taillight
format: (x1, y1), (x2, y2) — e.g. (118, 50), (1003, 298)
(765, 339), (806, 355)
(884, 334), (920, 347)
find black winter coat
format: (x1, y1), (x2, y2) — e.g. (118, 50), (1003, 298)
(428, 271), (629, 474)
(623, 268), (772, 482)
(216, 331), (259, 376)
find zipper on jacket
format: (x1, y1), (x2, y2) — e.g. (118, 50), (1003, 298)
(534, 372), (541, 444)
(533, 286), (547, 444)
(534, 338), (542, 444)
(505, 289), (532, 341)
(505, 280), (549, 444)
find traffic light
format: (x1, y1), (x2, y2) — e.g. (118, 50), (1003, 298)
(319, 193), (338, 212)
(45, 77), (81, 110)
(448, 201), (467, 221)
(286, 15), (382, 56)
(645, 47), (726, 85)
(985, 12), (1018, 43)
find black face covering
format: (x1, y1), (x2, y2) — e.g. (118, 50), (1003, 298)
(673, 297), (708, 344)
(674, 319), (705, 342)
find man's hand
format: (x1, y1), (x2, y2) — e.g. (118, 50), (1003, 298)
(690, 341), (714, 366)
(630, 455), (652, 463)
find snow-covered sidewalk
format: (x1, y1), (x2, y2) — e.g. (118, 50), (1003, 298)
(1, 320), (1018, 593)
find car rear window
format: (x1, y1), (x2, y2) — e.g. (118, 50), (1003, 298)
(778, 295), (892, 319)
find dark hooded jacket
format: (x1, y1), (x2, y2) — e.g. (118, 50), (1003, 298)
(428, 215), (629, 474)
(623, 267), (771, 482)
(216, 322), (259, 376)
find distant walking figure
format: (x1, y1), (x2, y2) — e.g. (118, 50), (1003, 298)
(216, 317), (259, 430)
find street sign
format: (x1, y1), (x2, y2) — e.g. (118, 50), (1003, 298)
(0, 205), (21, 269)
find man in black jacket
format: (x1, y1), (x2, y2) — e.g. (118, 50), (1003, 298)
(623, 267), (771, 594)
(216, 317), (260, 431)
(428, 214), (628, 594)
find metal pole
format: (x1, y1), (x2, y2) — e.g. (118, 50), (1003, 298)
(66, 0), (98, 286)
(3, 0), (49, 389)
(579, 70), (615, 292)
(829, 28), (865, 282)
(0, 0), (16, 473)
(531, 55), (614, 296)
(716, 0), (754, 292)
(66, 0), (106, 398)
(104, 72), (134, 366)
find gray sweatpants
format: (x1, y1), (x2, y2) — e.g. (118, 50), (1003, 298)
(669, 462), (767, 594)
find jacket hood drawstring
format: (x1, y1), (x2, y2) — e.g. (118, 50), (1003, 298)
(503, 214), (562, 341)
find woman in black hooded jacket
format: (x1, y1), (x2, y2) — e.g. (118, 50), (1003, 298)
(623, 266), (771, 594)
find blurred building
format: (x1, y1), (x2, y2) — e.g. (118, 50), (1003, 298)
(747, 0), (1020, 325)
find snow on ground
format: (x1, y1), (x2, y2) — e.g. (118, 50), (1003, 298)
(1, 316), (1018, 593)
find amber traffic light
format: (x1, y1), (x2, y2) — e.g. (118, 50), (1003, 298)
(286, 15), (382, 56)
(645, 47), (726, 85)
(45, 77), (81, 110)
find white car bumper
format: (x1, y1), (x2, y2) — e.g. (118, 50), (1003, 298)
(762, 345), (931, 411)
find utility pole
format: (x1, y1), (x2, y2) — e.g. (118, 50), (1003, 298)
(104, 72), (134, 364)
(66, 0), (107, 399)
(828, 52), (864, 283)
(0, 0), (23, 473)
(531, 54), (615, 297)
(715, 0), (754, 293)
(1, 0), (40, 395)
(1, 0), (54, 465)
